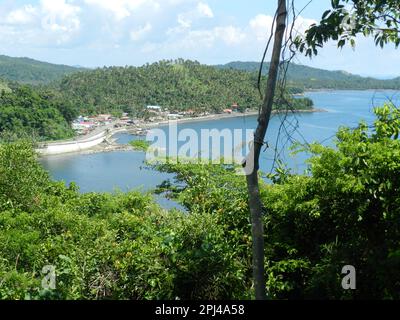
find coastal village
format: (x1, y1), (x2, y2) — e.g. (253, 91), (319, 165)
(71, 104), (242, 137)
(36, 102), (249, 156)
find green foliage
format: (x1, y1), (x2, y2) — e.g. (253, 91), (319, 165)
(0, 142), (251, 300)
(51, 59), (311, 116)
(288, 97), (314, 110)
(0, 141), (50, 212)
(373, 103), (400, 140)
(154, 162), (254, 296)
(262, 103), (400, 299)
(296, 0), (400, 57)
(0, 85), (75, 141)
(0, 55), (84, 85)
(130, 140), (151, 152)
(155, 104), (400, 299)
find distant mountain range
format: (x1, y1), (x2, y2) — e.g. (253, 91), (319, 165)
(0, 55), (85, 84)
(215, 61), (400, 90)
(0, 54), (400, 90)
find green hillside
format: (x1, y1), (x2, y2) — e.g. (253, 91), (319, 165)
(53, 59), (313, 116)
(215, 61), (400, 90)
(0, 55), (85, 84)
(0, 83), (76, 141)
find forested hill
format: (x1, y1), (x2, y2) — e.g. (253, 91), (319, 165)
(0, 83), (75, 141)
(53, 59), (312, 116)
(0, 59), (313, 141)
(0, 55), (85, 84)
(215, 61), (400, 90)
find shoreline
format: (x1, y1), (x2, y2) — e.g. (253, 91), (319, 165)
(142, 108), (326, 129)
(39, 108), (327, 157)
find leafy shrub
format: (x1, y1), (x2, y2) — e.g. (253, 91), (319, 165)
(0, 143), (250, 299)
(263, 104), (400, 299)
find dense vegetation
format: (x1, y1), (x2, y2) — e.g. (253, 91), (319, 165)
(0, 84), (76, 141)
(2, 53), (399, 91)
(261, 104), (400, 299)
(0, 141), (252, 300)
(0, 79), (11, 93)
(216, 61), (400, 90)
(155, 104), (400, 299)
(53, 59), (313, 116)
(0, 55), (84, 85)
(130, 140), (151, 152)
(1, 105), (399, 299)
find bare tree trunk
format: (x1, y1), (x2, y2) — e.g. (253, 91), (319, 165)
(244, 0), (287, 300)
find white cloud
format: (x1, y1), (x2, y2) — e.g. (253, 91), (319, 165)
(167, 0), (197, 5)
(167, 1), (213, 36)
(0, 1), (326, 69)
(5, 5), (37, 25)
(163, 25), (246, 52)
(1, 0), (81, 45)
(84, 0), (159, 21)
(249, 14), (274, 42)
(214, 26), (245, 46)
(130, 23), (152, 41)
(249, 14), (316, 42)
(185, 29), (214, 47)
(40, 0), (81, 34)
(0, 0), (216, 49)
(197, 2), (213, 18)
(178, 14), (192, 29)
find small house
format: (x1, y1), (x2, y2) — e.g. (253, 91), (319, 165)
(147, 105), (162, 112)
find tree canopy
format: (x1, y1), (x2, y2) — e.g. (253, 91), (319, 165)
(296, 0), (400, 56)
(0, 85), (76, 141)
(0, 55), (84, 85)
(52, 59), (312, 116)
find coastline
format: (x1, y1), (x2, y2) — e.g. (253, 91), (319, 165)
(39, 108), (327, 157)
(143, 108), (326, 129)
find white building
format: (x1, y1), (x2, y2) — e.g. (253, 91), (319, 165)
(147, 105), (162, 111)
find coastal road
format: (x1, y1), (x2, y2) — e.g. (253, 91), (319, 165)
(37, 121), (127, 155)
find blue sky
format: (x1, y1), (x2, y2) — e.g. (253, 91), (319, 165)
(0, 0), (399, 78)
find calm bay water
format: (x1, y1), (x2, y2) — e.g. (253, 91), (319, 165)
(40, 90), (400, 205)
